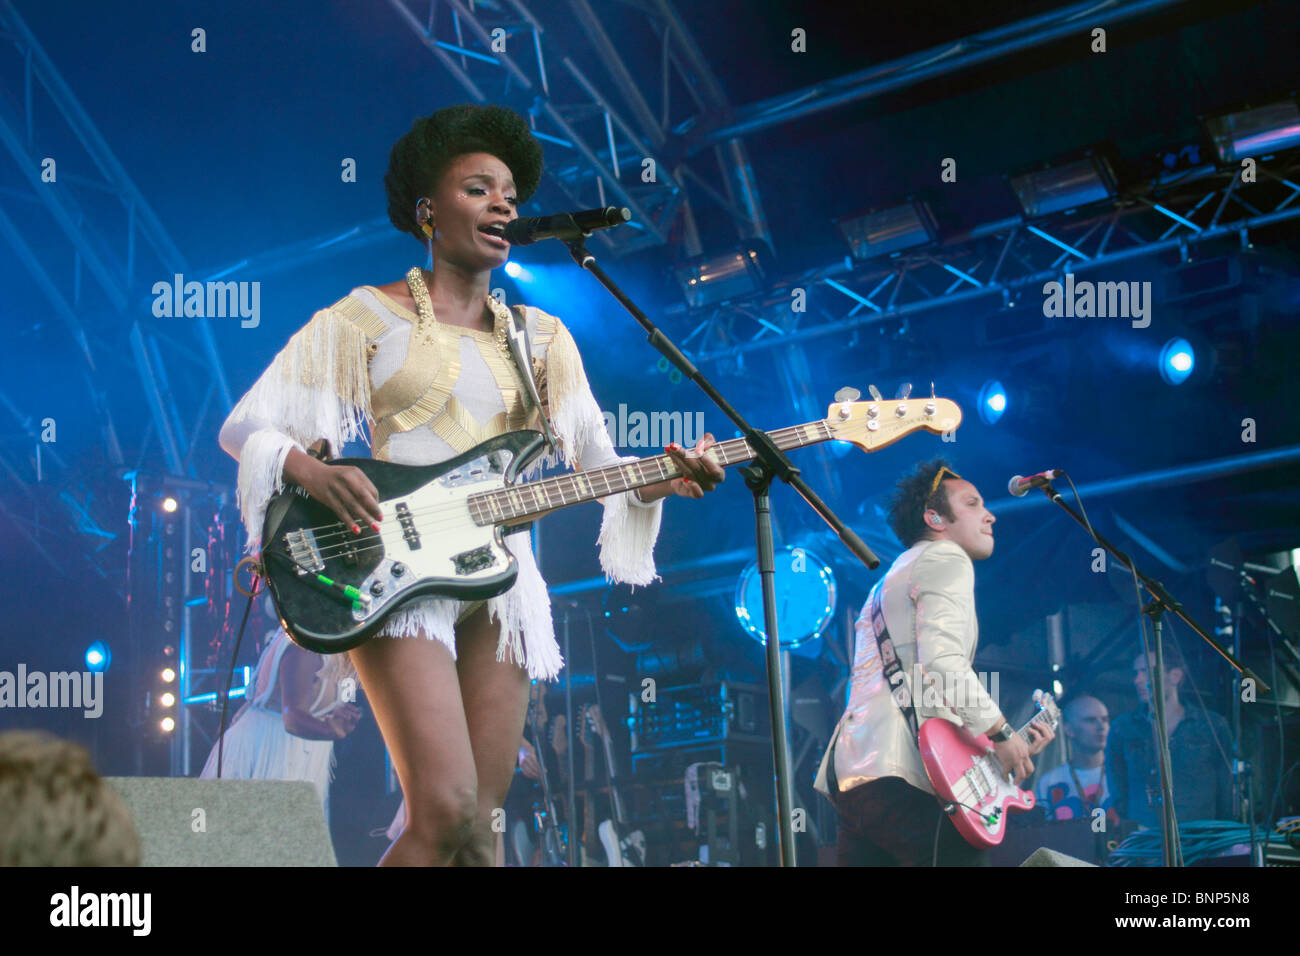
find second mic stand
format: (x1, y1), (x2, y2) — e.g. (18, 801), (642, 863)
(557, 228), (881, 866)
(1034, 479), (1269, 867)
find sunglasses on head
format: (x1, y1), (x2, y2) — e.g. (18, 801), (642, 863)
(927, 466), (961, 500)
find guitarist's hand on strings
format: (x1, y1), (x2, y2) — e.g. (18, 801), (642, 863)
(664, 433), (726, 499)
(284, 443), (384, 534)
(988, 718), (1055, 784)
(1024, 719), (1054, 757)
(986, 715), (1034, 784)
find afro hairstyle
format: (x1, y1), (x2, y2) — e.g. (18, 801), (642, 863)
(886, 457), (960, 548)
(384, 104), (544, 243)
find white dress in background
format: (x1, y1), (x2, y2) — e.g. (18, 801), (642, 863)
(200, 629), (352, 819)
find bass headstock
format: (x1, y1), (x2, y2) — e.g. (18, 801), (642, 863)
(1031, 689), (1061, 730)
(825, 384), (962, 453)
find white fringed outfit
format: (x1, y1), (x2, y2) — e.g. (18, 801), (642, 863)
(199, 629), (354, 817)
(218, 271), (664, 680)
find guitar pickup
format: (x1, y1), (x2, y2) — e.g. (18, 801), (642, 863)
(284, 528), (325, 575)
(395, 501), (421, 550)
(452, 545), (495, 575)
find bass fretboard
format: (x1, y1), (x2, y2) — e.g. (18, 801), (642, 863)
(466, 419), (834, 527)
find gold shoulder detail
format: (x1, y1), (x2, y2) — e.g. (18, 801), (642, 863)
(329, 294), (389, 341)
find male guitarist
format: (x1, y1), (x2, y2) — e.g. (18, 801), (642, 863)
(814, 459), (1053, 866)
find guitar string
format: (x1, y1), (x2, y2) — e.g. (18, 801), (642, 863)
(293, 448), (695, 562)
(287, 424), (814, 539)
(285, 406), (942, 550)
(290, 424), (827, 566)
(273, 404), (940, 548)
(282, 423), (831, 562)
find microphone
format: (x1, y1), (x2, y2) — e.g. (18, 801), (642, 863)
(1007, 469), (1064, 497)
(502, 206), (631, 246)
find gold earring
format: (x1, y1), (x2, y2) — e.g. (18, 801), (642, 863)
(415, 197), (434, 238)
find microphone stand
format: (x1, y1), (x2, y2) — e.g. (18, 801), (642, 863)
(554, 225), (881, 866)
(563, 608), (578, 866)
(1032, 479), (1269, 866)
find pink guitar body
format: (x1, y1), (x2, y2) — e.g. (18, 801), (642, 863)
(918, 690), (1059, 848)
(919, 721), (1034, 848)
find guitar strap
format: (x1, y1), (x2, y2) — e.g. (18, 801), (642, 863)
(825, 582), (919, 797)
(867, 582), (920, 741)
(504, 304), (557, 452)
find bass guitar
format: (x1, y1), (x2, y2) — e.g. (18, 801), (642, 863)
(262, 390), (961, 653)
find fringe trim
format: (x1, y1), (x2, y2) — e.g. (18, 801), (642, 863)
(223, 307), (375, 551)
(596, 476), (664, 587)
(228, 307), (374, 451)
(379, 598), (462, 656)
(487, 537), (564, 681)
(373, 538), (564, 682)
(531, 314), (665, 587)
(236, 429), (299, 552)
(539, 319), (606, 471)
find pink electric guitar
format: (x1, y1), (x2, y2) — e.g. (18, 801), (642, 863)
(919, 690), (1060, 848)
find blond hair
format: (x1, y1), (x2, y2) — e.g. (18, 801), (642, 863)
(0, 730), (141, 866)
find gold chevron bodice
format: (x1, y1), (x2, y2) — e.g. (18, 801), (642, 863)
(328, 268), (556, 460)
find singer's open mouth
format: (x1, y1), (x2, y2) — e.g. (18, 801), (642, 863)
(477, 227), (509, 248)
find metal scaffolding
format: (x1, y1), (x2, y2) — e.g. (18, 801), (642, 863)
(680, 154), (1300, 364)
(380, 0), (773, 256)
(0, 0), (233, 481)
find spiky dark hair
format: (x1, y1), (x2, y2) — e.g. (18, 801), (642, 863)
(384, 104), (543, 243)
(886, 458), (959, 548)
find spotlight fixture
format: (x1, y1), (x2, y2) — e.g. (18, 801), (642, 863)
(674, 243), (770, 309)
(978, 380), (1008, 424)
(85, 641), (111, 672)
(1204, 99), (1300, 164)
(836, 200), (938, 261)
(1160, 337), (1195, 385)
(1009, 154), (1116, 218)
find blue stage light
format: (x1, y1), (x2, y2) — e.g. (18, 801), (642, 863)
(504, 261), (522, 278)
(85, 641), (111, 672)
(978, 380), (1007, 424)
(1160, 338), (1194, 385)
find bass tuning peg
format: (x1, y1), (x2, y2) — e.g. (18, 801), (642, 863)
(834, 387), (861, 403)
(868, 385), (883, 402)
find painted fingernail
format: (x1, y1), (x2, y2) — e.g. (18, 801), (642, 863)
(370, 521), (381, 532)
(352, 524), (361, 534)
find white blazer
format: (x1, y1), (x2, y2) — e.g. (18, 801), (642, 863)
(814, 539), (1000, 797)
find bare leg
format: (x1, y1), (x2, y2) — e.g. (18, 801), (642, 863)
(451, 604), (532, 866)
(349, 634), (476, 866)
